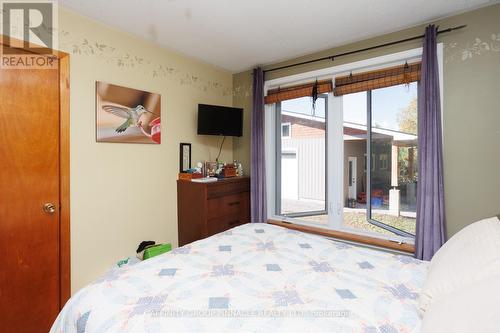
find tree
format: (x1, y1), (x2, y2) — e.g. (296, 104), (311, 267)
(397, 97), (418, 185)
(397, 97), (417, 134)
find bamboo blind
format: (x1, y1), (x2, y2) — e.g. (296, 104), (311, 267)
(333, 62), (421, 96)
(265, 79), (333, 104)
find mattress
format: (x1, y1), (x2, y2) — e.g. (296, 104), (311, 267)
(51, 223), (428, 333)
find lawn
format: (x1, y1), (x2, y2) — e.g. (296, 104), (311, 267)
(343, 212), (416, 236)
(300, 212), (416, 237)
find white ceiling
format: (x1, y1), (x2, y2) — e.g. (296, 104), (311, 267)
(60, 0), (496, 72)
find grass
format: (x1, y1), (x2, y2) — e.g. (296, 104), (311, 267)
(343, 212), (415, 236)
(300, 212), (416, 237)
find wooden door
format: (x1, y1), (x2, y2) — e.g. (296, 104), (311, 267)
(0, 47), (61, 332)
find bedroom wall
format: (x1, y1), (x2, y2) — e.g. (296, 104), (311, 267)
(233, 4), (500, 238)
(56, 8), (233, 293)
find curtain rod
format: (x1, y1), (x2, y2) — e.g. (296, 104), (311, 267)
(262, 25), (466, 74)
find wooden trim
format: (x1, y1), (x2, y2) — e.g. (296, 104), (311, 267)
(1, 34), (68, 58)
(59, 54), (71, 307)
(265, 79), (333, 104)
(268, 219), (415, 254)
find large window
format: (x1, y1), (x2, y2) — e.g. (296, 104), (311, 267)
(266, 49), (434, 243)
(270, 59), (422, 243)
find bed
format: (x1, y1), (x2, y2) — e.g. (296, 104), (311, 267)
(51, 223), (427, 333)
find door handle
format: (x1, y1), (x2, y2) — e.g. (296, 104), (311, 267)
(43, 203), (56, 214)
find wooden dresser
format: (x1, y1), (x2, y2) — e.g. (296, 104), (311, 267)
(177, 177), (250, 246)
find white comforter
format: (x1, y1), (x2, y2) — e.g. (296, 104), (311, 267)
(51, 223), (427, 333)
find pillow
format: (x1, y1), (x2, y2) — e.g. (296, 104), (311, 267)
(421, 274), (500, 333)
(419, 216), (500, 312)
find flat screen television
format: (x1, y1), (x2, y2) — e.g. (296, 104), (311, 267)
(197, 104), (243, 137)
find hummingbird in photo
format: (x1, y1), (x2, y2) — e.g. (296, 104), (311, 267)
(102, 104), (154, 133)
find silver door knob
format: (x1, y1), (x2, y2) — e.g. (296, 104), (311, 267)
(43, 203), (56, 214)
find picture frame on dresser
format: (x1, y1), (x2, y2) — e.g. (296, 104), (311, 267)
(179, 143), (191, 172)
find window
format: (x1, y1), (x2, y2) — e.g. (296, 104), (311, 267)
(379, 154), (388, 170)
(267, 51), (430, 245)
(271, 85), (417, 238)
(276, 95), (327, 222)
(342, 83), (417, 237)
(281, 123), (291, 139)
(368, 83), (418, 237)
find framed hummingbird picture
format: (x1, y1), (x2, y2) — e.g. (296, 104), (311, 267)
(96, 81), (161, 144)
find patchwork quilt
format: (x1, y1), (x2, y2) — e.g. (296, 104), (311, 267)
(51, 223), (428, 333)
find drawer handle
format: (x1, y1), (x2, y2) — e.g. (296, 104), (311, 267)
(228, 201), (240, 206)
(228, 220), (240, 226)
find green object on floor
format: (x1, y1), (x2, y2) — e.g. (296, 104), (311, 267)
(143, 243), (172, 260)
(117, 258), (130, 267)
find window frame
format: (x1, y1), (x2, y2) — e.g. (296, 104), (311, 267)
(363, 153), (376, 172)
(379, 154), (389, 170)
(264, 45), (443, 248)
(275, 95), (328, 218)
(366, 90), (415, 238)
(281, 122), (291, 139)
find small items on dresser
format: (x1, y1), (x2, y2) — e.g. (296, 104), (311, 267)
(222, 163), (237, 178)
(204, 161), (218, 177)
(178, 161), (203, 181)
(235, 162), (243, 176)
(179, 160), (244, 181)
(215, 161), (243, 178)
(178, 172), (203, 181)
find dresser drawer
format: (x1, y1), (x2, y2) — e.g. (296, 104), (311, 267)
(207, 178), (250, 199)
(178, 177), (250, 246)
(207, 192), (249, 219)
(207, 214), (247, 236)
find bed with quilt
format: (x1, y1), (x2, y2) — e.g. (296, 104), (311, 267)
(51, 223), (432, 332)
(52, 216), (500, 332)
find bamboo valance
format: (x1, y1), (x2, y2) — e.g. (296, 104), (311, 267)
(333, 62), (421, 96)
(265, 79), (333, 104)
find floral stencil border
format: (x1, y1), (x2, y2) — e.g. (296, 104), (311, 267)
(59, 30), (234, 97)
(445, 33), (500, 62)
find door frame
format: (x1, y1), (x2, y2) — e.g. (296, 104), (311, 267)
(1, 35), (71, 308)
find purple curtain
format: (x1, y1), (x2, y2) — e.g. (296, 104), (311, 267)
(250, 67), (267, 223)
(415, 25), (446, 260)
